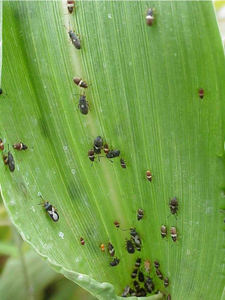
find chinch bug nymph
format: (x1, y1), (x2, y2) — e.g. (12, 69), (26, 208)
(138, 271), (145, 282)
(135, 257), (141, 268)
(169, 197), (179, 218)
(156, 269), (163, 280)
(73, 77), (88, 89)
(120, 158), (126, 169)
(79, 236), (85, 245)
(164, 277), (169, 288)
(146, 8), (155, 26)
(145, 277), (155, 293)
(199, 88), (204, 99)
(110, 257), (120, 267)
(13, 142), (28, 151)
(121, 285), (130, 297)
(93, 136), (103, 154)
(108, 242), (115, 257)
(103, 144), (109, 154)
(77, 93), (89, 115)
(38, 195), (59, 222)
(3, 154), (8, 166)
(171, 226), (178, 242)
(137, 208), (144, 221)
(114, 220), (120, 228)
(131, 268), (138, 279)
(154, 260), (160, 269)
(161, 225), (167, 238)
(0, 138), (4, 150)
(88, 149), (95, 162)
(67, 0), (76, 14)
(64, 24), (81, 50)
(146, 170), (152, 182)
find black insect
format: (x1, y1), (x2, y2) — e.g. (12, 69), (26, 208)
(106, 149), (120, 159)
(130, 228), (142, 247)
(164, 277), (169, 288)
(64, 24), (81, 49)
(120, 158), (126, 169)
(3, 154), (8, 166)
(171, 226), (178, 242)
(161, 225), (167, 238)
(137, 209), (144, 221)
(13, 142), (28, 151)
(88, 149), (95, 162)
(135, 257), (141, 268)
(144, 277), (155, 293)
(108, 242), (115, 257)
(73, 77), (88, 89)
(110, 257), (120, 267)
(156, 269), (163, 280)
(146, 8), (154, 26)
(133, 280), (140, 291)
(129, 288), (136, 296)
(93, 136), (103, 154)
(8, 151), (15, 172)
(146, 170), (152, 182)
(0, 88), (2, 95)
(78, 94), (89, 115)
(0, 138), (4, 150)
(199, 88), (204, 99)
(126, 239), (135, 254)
(169, 197), (178, 218)
(39, 195), (59, 222)
(138, 271), (145, 282)
(121, 285), (130, 297)
(136, 288), (147, 297)
(67, 0), (75, 14)
(131, 268), (138, 279)
(103, 144), (109, 154)
(114, 220), (120, 228)
(154, 260), (160, 269)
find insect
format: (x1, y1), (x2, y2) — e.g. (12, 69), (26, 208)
(135, 257), (141, 268)
(0, 138), (4, 150)
(106, 149), (120, 159)
(100, 244), (105, 252)
(114, 220), (120, 228)
(130, 228), (142, 246)
(156, 269), (163, 280)
(199, 88), (204, 99)
(108, 242), (115, 257)
(129, 288), (136, 296)
(79, 237), (85, 245)
(13, 142), (28, 151)
(88, 149), (95, 162)
(169, 197), (179, 218)
(121, 285), (130, 297)
(78, 94), (89, 115)
(131, 268), (138, 279)
(138, 271), (145, 282)
(67, 0), (75, 14)
(64, 24), (81, 50)
(126, 239), (135, 254)
(164, 277), (169, 288)
(144, 259), (151, 273)
(136, 288), (147, 297)
(133, 280), (140, 291)
(8, 151), (15, 172)
(0, 88), (2, 95)
(146, 170), (152, 182)
(171, 226), (178, 242)
(3, 154), (8, 166)
(93, 136), (103, 154)
(103, 144), (109, 154)
(146, 8), (155, 26)
(154, 260), (160, 269)
(137, 209), (144, 221)
(73, 77), (88, 89)
(110, 257), (120, 267)
(120, 158), (126, 169)
(161, 225), (167, 238)
(144, 277), (155, 293)
(38, 195), (59, 222)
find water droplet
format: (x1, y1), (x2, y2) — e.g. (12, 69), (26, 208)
(58, 232), (64, 239)
(71, 169), (76, 175)
(63, 146), (68, 151)
(78, 275), (83, 280)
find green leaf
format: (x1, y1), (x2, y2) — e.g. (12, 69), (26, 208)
(1, 1), (225, 299)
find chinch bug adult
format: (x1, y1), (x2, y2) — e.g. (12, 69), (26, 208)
(144, 259), (151, 273)
(136, 288), (147, 297)
(38, 195), (59, 222)
(161, 225), (167, 238)
(88, 149), (95, 162)
(64, 24), (81, 50)
(146, 170), (152, 182)
(13, 142), (28, 151)
(106, 149), (120, 160)
(146, 8), (155, 26)
(93, 136), (103, 154)
(0, 138), (4, 150)
(137, 209), (144, 221)
(114, 220), (120, 228)
(145, 277), (155, 293)
(169, 197), (179, 218)
(80, 236), (85, 245)
(135, 257), (141, 268)
(110, 257), (120, 267)
(78, 94), (89, 115)
(103, 144), (109, 154)
(138, 271), (145, 282)
(8, 150), (15, 172)
(130, 228), (142, 247)
(73, 77), (88, 89)
(156, 269), (163, 280)
(171, 226), (178, 242)
(199, 88), (204, 99)
(67, 0), (76, 14)
(164, 277), (169, 288)
(131, 268), (138, 279)
(154, 260), (160, 269)
(108, 242), (115, 257)
(120, 158), (126, 169)
(126, 239), (135, 254)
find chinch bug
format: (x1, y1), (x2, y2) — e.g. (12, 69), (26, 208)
(131, 268), (138, 279)
(129, 288), (136, 296)
(0, 88), (3, 95)
(199, 88), (204, 99)
(108, 242), (115, 257)
(120, 158), (126, 169)
(136, 288), (147, 297)
(146, 8), (155, 26)
(169, 197), (178, 218)
(146, 170), (152, 182)
(135, 257), (141, 268)
(67, 0), (76, 14)
(88, 149), (95, 162)
(100, 244), (105, 252)
(8, 150), (15, 172)
(121, 285), (130, 297)
(137, 209), (144, 221)
(3, 154), (8, 166)
(93, 136), (103, 154)
(154, 260), (160, 269)
(0, 138), (4, 150)
(64, 24), (81, 50)
(78, 94), (89, 115)
(138, 271), (145, 282)
(13, 142), (28, 151)
(156, 269), (163, 280)
(161, 225), (167, 238)
(80, 236), (85, 245)
(73, 77), (88, 89)
(114, 220), (120, 228)
(103, 144), (109, 154)
(144, 259), (151, 273)
(110, 257), (120, 267)
(130, 228), (142, 247)
(106, 149), (120, 160)
(164, 277), (169, 288)
(170, 226), (178, 242)
(126, 239), (135, 254)
(38, 195), (59, 222)
(145, 277), (155, 293)
(133, 280), (140, 291)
